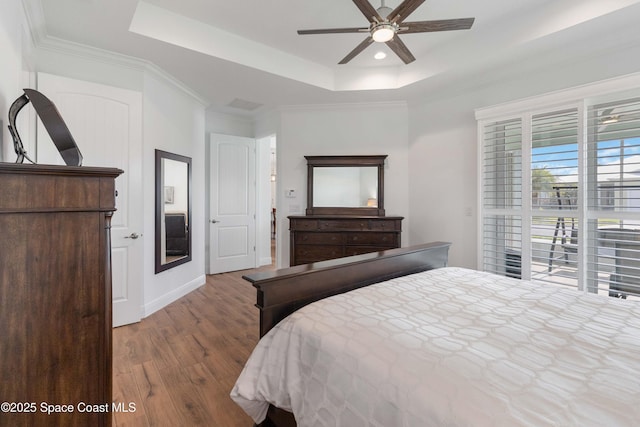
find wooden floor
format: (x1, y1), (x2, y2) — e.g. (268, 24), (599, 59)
(112, 263), (274, 426)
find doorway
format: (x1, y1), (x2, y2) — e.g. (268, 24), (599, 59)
(207, 133), (276, 274)
(268, 136), (277, 266)
(257, 134), (277, 268)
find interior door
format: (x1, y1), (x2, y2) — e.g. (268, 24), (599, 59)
(36, 73), (143, 327)
(209, 134), (256, 273)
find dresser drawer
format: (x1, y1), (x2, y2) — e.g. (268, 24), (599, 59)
(295, 232), (343, 245)
(289, 218), (319, 230)
(369, 219), (401, 231)
(345, 232), (398, 246)
(318, 219), (368, 230)
(289, 215), (403, 266)
(294, 245), (344, 264)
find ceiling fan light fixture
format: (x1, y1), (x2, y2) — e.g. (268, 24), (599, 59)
(372, 24), (395, 42)
(296, 0), (476, 65)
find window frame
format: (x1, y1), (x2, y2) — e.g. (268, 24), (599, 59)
(476, 73), (640, 297)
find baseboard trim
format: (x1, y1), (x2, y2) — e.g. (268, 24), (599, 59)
(143, 274), (206, 318)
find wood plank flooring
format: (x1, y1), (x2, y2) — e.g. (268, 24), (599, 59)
(112, 264), (273, 426)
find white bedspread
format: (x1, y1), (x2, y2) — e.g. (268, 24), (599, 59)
(231, 267), (640, 426)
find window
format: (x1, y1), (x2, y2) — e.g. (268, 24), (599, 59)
(479, 93), (640, 299)
(481, 119), (522, 277)
(586, 97), (640, 298)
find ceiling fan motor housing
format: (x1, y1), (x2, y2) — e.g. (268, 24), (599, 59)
(296, 0), (475, 64)
(377, 6), (393, 19)
(371, 22), (397, 42)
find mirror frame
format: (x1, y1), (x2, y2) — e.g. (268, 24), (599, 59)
(155, 149), (192, 273)
(305, 155), (387, 216)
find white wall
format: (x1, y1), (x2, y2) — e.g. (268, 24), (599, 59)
(0, 0), (21, 161)
(0, 5), (207, 318)
(32, 39), (206, 318)
(275, 102), (410, 267)
(0, 0), (34, 162)
(205, 110), (254, 138)
(408, 42), (640, 269)
(408, 100), (477, 268)
(142, 72), (206, 315)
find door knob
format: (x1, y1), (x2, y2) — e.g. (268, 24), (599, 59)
(125, 232), (141, 239)
(210, 219), (220, 223)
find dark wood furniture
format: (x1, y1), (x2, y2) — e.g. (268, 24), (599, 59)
(288, 215), (403, 266)
(290, 155), (402, 266)
(165, 213), (189, 256)
(243, 242), (451, 427)
(155, 149), (192, 273)
(305, 155), (386, 216)
(0, 163), (122, 427)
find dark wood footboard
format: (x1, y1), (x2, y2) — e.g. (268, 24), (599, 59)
(243, 242), (451, 337)
(242, 242), (451, 427)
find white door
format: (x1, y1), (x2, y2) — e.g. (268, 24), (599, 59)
(37, 73), (143, 327)
(209, 134), (256, 273)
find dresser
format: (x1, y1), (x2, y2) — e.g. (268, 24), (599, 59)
(0, 163), (122, 427)
(289, 215), (403, 266)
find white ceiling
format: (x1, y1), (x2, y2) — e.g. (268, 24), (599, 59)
(36, 0), (640, 116)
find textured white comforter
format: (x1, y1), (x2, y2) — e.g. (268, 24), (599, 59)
(231, 267), (640, 426)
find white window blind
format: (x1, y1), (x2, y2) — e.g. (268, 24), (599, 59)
(586, 98), (640, 298)
(482, 118), (522, 210)
(480, 95), (640, 300)
(482, 119), (522, 277)
(482, 215), (522, 277)
(531, 109), (580, 288)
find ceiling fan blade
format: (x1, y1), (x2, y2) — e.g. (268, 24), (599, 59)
(388, 0), (425, 24)
(600, 107), (615, 117)
(352, 0), (382, 23)
(338, 36), (374, 64)
(400, 18), (475, 34)
(298, 27), (369, 35)
(386, 36), (416, 64)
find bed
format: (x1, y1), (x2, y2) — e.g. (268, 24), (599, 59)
(231, 242), (640, 427)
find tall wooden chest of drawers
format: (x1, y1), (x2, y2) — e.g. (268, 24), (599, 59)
(289, 215), (403, 266)
(0, 163), (122, 427)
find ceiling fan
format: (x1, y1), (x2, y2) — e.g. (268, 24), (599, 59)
(297, 0), (475, 65)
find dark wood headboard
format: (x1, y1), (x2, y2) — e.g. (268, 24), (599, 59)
(243, 242), (451, 337)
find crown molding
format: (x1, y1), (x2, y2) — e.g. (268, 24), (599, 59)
(21, 0), (46, 47)
(21, 0), (208, 107)
(141, 60), (209, 108)
(38, 36), (209, 107)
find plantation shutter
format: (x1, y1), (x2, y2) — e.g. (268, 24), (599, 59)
(482, 118), (523, 277)
(586, 98), (640, 298)
(480, 92), (640, 300)
(530, 109), (580, 288)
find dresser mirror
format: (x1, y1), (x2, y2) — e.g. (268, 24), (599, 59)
(305, 155), (386, 216)
(155, 149), (192, 273)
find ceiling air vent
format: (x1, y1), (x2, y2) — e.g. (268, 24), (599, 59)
(227, 98), (263, 111)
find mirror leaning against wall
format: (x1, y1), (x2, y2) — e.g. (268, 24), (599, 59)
(155, 149), (192, 273)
